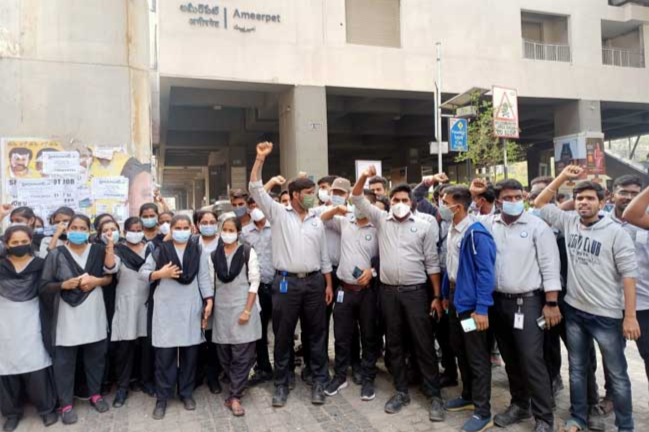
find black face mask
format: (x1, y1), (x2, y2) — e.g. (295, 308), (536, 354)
(8, 244), (32, 258)
(59, 233), (67, 241)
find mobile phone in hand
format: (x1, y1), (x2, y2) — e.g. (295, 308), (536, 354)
(352, 266), (363, 279)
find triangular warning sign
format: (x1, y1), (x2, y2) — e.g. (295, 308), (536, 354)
(496, 92), (517, 122)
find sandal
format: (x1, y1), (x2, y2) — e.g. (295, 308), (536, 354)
(225, 398), (245, 416)
(563, 419), (583, 432)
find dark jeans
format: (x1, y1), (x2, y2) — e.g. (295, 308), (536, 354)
(491, 293), (553, 425)
(217, 342), (256, 399)
(636, 309), (649, 381)
(53, 339), (107, 407)
(155, 346), (198, 401)
(0, 367), (56, 418)
(436, 311), (457, 379)
(272, 273), (328, 387)
(332, 286), (379, 382)
(448, 294), (491, 418)
(255, 283), (274, 374)
(380, 284), (440, 397)
(565, 303), (633, 431)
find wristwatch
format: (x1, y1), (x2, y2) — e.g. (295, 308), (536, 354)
(371, 268), (378, 278)
(546, 301), (559, 307)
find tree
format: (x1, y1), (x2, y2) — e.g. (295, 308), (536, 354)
(455, 91), (527, 172)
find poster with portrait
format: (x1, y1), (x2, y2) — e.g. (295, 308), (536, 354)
(553, 132), (607, 196)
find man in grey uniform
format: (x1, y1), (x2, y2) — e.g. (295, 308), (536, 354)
(351, 165), (445, 421)
(249, 141), (333, 408)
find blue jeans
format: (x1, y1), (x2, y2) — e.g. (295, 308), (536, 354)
(565, 303), (633, 431)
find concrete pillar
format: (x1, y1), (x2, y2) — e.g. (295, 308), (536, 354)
(278, 86), (329, 181)
(229, 145), (247, 190)
(554, 100), (602, 136)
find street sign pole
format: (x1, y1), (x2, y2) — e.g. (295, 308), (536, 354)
(502, 138), (508, 179)
(436, 42), (443, 174)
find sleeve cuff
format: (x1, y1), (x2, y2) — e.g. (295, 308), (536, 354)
(249, 180), (263, 188)
(426, 266), (441, 275)
(543, 282), (562, 292)
(475, 305), (490, 315)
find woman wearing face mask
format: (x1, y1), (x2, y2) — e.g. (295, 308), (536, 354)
(40, 206), (76, 257)
(139, 203), (163, 246)
(157, 211), (174, 238)
(209, 217), (261, 417)
(0, 226), (58, 431)
(195, 210), (219, 253)
(39, 214), (118, 425)
(139, 215), (214, 420)
(109, 217), (153, 408)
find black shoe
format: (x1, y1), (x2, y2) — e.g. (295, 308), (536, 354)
(272, 385), (289, 408)
(494, 404), (532, 427)
(288, 371), (296, 391)
(182, 397), (197, 411)
(153, 400), (167, 420)
(61, 409), (78, 425)
(248, 370), (273, 386)
(534, 420), (553, 432)
(384, 392), (411, 414)
(90, 397), (110, 413)
(324, 376), (348, 397)
(301, 367), (313, 386)
(429, 397), (445, 422)
(311, 383), (326, 405)
(208, 380), (222, 394)
(351, 366), (363, 386)
(41, 412), (58, 427)
(2, 417), (19, 432)
(440, 374), (459, 388)
(361, 381), (376, 401)
(113, 389), (128, 408)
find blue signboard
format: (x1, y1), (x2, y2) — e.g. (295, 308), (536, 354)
(449, 118), (468, 152)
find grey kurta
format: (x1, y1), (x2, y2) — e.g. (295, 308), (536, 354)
(210, 246), (262, 345)
(111, 248), (149, 341)
(0, 268), (52, 375)
(55, 245), (116, 347)
(140, 248), (214, 348)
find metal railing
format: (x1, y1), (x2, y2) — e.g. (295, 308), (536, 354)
(523, 39), (571, 62)
(602, 47), (646, 68)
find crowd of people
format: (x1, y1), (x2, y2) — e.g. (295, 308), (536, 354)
(0, 140), (647, 432)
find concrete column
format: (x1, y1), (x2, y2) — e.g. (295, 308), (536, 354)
(229, 145), (248, 190)
(278, 86), (329, 180)
(554, 100), (602, 136)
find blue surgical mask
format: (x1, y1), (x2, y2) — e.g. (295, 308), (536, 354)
(34, 227), (44, 235)
(233, 207), (247, 218)
(331, 195), (347, 207)
(68, 231), (89, 245)
(502, 200), (525, 217)
(199, 225), (217, 237)
(102, 231), (120, 244)
(141, 217), (157, 228)
(172, 229), (191, 243)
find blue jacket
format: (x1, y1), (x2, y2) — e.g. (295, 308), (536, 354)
(442, 221), (496, 315)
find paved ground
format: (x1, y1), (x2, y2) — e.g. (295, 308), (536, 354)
(11, 343), (649, 432)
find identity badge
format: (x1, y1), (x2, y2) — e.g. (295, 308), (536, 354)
(337, 290), (345, 303)
(280, 279), (288, 294)
(514, 313), (525, 330)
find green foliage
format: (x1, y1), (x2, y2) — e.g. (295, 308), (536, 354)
(455, 92), (527, 169)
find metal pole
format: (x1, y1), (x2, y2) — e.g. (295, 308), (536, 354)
(502, 138), (509, 179)
(436, 42), (443, 174)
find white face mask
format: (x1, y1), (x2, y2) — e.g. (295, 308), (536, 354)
(391, 202), (410, 219)
(250, 208), (265, 223)
(159, 222), (170, 235)
(221, 232), (238, 245)
(318, 189), (330, 204)
(125, 231), (144, 244)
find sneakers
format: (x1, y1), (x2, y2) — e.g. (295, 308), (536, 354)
(461, 415), (493, 432)
(384, 392), (411, 414)
(360, 381), (376, 401)
(152, 400), (167, 420)
(494, 404), (532, 427)
(272, 385), (289, 407)
(60, 407), (78, 425)
(324, 376), (348, 396)
(429, 397), (445, 422)
(445, 397), (475, 412)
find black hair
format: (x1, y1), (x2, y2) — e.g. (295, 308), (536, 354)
(495, 179), (524, 198)
(9, 147), (32, 159)
(139, 203), (159, 216)
(246, 196), (256, 205)
(195, 210), (218, 225)
(10, 206), (35, 222)
(389, 183), (412, 200)
(3, 225), (33, 244)
(34, 216), (44, 227)
(476, 184), (496, 203)
(443, 185), (473, 210)
(279, 190), (289, 198)
(124, 217), (143, 232)
(531, 176), (554, 188)
(93, 213), (116, 231)
(160, 211), (175, 219)
(69, 214), (92, 230)
(229, 189), (249, 200)
(434, 183), (450, 201)
(317, 175), (338, 187)
(613, 175), (642, 190)
(49, 206), (75, 224)
(169, 214), (192, 228)
(368, 176), (388, 189)
(221, 216), (242, 233)
(573, 181), (605, 201)
(376, 195), (390, 211)
(363, 189), (377, 204)
(288, 177), (316, 200)
(96, 219), (119, 242)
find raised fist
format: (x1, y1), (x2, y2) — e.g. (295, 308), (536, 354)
(256, 142), (273, 158)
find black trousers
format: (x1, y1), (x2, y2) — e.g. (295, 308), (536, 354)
(0, 368), (56, 418)
(137, 337), (156, 391)
(380, 285), (441, 397)
(448, 294), (491, 418)
(196, 331), (221, 388)
(436, 311), (458, 379)
(53, 339), (107, 407)
(155, 346), (198, 401)
(114, 338), (152, 392)
(491, 294), (553, 425)
(272, 273), (328, 387)
(636, 309), (649, 382)
(217, 342), (256, 399)
(255, 283), (274, 374)
(332, 286), (380, 382)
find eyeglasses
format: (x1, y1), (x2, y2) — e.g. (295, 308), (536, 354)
(616, 190), (639, 198)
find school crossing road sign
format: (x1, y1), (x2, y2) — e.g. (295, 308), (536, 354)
(493, 86), (520, 139)
(448, 118), (468, 152)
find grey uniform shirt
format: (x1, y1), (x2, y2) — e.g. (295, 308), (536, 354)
(314, 205), (353, 268)
(325, 216), (379, 285)
(611, 213), (649, 311)
(241, 221), (275, 284)
(446, 215), (475, 282)
(352, 194), (440, 286)
(249, 180), (332, 274)
(478, 212), (561, 294)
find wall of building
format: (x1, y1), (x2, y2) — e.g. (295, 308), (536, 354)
(158, 0), (649, 103)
